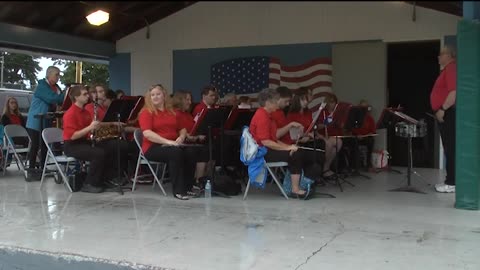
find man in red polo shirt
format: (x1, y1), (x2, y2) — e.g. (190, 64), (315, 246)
(191, 85), (218, 121)
(352, 100), (377, 171)
(271, 86), (303, 144)
(431, 46), (457, 193)
(63, 85), (119, 193)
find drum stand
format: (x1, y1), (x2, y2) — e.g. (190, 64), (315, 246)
(389, 134), (427, 194)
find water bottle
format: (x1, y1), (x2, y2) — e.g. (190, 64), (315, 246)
(205, 180), (212, 199)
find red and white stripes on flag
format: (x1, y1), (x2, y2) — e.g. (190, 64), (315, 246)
(268, 57), (332, 111)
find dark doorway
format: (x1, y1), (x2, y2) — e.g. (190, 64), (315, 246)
(387, 41), (440, 168)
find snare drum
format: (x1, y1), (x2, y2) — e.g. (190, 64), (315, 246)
(395, 121), (427, 138)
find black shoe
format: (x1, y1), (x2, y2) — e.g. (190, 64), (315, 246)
(81, 184), (104, 193)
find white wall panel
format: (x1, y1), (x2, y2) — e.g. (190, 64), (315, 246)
(117, 1), (459, 95)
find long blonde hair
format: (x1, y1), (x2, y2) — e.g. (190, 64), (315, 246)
(172, 90), (192, 112)
(3, 97), (21, 117)
(142, 84), (174, 114)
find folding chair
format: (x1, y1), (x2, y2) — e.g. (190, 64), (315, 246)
(2, 124), (31, 175)
(132, 129), (167, 196)
(243, 161), (290, 200)
(40, 128), (77, 193)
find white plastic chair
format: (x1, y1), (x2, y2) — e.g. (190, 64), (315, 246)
(2, 124), (31, 175)
(242, 160), (290, 200)
(132, 129), (167, 196)
(40, 128), (77, 193)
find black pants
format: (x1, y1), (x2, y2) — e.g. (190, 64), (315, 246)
(27, 128), (47, 169)
(145, 144), (202, 195)
(439, 107), (456, 186)
(265, 148), (317, 175)
(64, 139), (128, 186)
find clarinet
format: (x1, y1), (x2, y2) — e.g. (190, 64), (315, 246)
(90, 97), (98, 147)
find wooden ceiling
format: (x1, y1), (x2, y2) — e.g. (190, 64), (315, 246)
(0, 1), (196, 43)
(0, 1), (462, 44)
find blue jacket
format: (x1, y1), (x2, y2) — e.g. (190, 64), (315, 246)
(26, 79), (64, 131)
(241, 146), (268, 189)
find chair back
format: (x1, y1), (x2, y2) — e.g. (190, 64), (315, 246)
(133, 128), (144, 153)
(42, 128), (64, 145)
(4, 124), (29, 139)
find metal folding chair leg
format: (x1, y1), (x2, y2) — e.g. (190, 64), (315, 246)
(267, 166), (289, 200)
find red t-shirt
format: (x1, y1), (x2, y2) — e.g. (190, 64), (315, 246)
(283, 111), (313, 144)
(192, 102), (208, 119)
(271, 109), (288, 129)
(9, 114), (22, 126)
(138, 108), (181, 154)
(176, 109), (195, 133)
(430, 61), (456, 111)
(63, 104), (92, 141)
(318, 108), (343, 137)
(249, 107), (277, 146)
(352, 114), (376, 135)
(84, 102), (107, 121)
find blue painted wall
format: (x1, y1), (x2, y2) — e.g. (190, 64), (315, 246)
(173, 42), (331, 100)
(109, 53), (131, 95)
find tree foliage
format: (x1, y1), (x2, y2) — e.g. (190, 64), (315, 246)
(0, 51), (42, 90)
(52, 59), (109, 87)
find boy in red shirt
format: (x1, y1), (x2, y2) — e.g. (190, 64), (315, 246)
(63, 86), (118, 193)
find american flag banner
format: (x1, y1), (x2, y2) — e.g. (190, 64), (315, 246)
(210, 56), (332, 110)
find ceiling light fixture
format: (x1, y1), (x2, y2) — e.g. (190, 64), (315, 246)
(86, 10), (109, 26)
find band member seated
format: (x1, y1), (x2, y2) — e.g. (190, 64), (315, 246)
(26, 66), (65, 170)
(172, 90), (210, 189)
(63, 86), (118, 193)
(286, 89), (330, 171)
(238, 96), (252, 109)
(317, 94), (343, 180)
(139, 84), (205, 200)
(1, 97), (28, 148)
(250, 88), (318, 199)
(191, 85), (218, 119)
(271, 87), (304, 143)
(350, 100), (376, 171)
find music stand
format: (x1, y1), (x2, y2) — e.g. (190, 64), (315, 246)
(386, 111), (427, 194)
(328, 103), (355, 191)
(190, 107), (230, 188)
(374, 107), (403, 174)
(103, 99), (138, 123)
(102, 99), (138, 195)
(343, 106), (371, 180)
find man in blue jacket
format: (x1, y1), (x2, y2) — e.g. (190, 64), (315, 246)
(26, 66), (65, 173)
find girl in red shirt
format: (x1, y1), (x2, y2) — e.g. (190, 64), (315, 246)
(139, 85), (203, 200)
(172, 90), (209, 189)
(1, 97), (28, 147)
(316, 94), (343, 180)
(249, 88), (318, 199)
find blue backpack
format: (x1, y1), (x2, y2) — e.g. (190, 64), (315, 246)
(282, 170), (316, 200)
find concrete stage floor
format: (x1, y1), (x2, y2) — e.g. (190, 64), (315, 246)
(0, 166), (479, 270)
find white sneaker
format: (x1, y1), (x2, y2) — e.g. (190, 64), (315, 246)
(435, 183), (455, 193)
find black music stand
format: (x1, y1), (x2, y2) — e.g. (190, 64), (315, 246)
(376, 108), (404, 174)
(343, 106), (371, 180)
(327, 103), (355, 191)
(190, 107), (231, 187)
(386, 111), (427, 194)
(101, 99), (137, 195)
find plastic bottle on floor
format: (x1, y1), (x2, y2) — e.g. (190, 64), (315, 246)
(205, 180), (212, 199)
